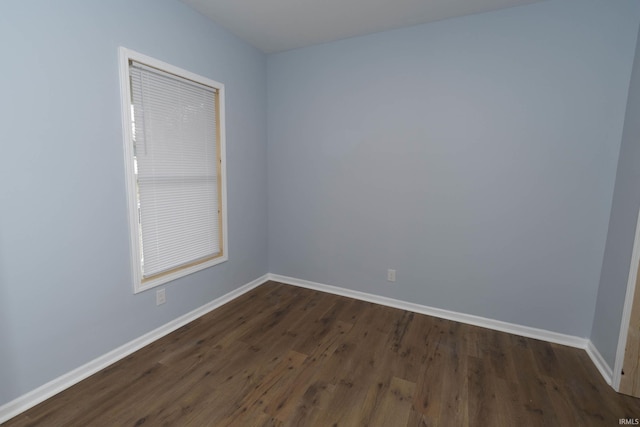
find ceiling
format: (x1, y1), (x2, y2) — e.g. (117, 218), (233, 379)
(181, 0), (545, 54)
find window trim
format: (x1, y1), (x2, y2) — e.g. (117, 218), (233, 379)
(118, 47), (228, 293)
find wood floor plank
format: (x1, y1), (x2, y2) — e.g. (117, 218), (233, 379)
(270, 321), (353, 422)
(436, 336), (468, 426)
(368, 376), (416, 427)
(4, 281), (640, 427)
(212, 350), (308, 425)
(285, 381), (336, 426)
(412, 318), (455, 423)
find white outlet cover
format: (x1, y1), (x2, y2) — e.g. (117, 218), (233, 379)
(387, 269), (396, 282)
(156, 288), (166, 305)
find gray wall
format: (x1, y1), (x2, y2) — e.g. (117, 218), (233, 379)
(591, 28), (640, 369)
(267, 0), (640, 337)
(0, 0), (268, 405)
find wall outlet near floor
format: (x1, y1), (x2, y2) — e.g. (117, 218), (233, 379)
(387, 269), (396, 282)
(156, 288), (166, 305)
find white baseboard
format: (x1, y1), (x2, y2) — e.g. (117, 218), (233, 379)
(586, 340), (613, 385)
(268, 274), (589, 349)
(0, 274), (269, 425)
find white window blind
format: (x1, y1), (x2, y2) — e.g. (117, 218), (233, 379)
(129, 60), (222, 280)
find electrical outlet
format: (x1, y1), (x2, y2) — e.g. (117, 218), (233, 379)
(156, 288), (166, 305)
(387, 269), (396, 282)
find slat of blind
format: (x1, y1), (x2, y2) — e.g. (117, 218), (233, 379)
(130, 60), (217, 94)
(130, 61), (219, 278)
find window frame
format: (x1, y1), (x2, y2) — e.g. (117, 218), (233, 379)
(118, 47), (228, 293)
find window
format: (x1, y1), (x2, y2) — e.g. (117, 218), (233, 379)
(119, 47), (227, 293)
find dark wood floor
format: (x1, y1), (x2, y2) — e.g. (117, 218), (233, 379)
(4, 281), (640, 426)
